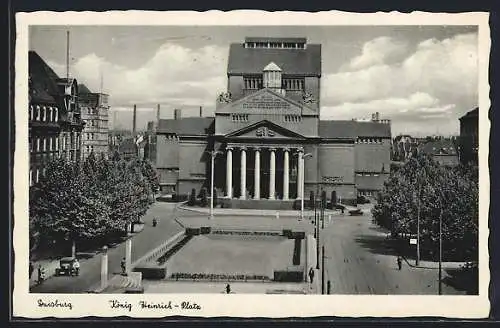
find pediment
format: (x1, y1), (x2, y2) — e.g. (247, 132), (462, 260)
(217, 88), (315, 115)
(225, 120), (306, 140)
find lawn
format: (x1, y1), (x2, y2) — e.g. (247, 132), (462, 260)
(166, 234), (295, 278)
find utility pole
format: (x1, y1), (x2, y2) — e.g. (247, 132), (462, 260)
(321, 245), (325, 294)
(438, 196), (443, 295)
(416, 182), (421, 267)
(316, 196), (320, 270)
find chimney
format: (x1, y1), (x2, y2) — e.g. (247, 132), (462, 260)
(199, 106), (203, 117)
(376, 112), (380, 121)
(157, 104), (160, 122)
(174, 109), (182, 120)
(371, 113), (376, 121)
(132, 104), (137, 136)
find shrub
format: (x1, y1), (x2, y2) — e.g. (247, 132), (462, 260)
(200, 188), (208, 207)
(273, 269), (304, 282)
(188, 188), (196, 206)
(200, 226), (211, 234)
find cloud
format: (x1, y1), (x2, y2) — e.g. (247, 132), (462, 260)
(321, 32), (478, 135)
(48, 43), (228, 111)
(345, 36), (409, 71)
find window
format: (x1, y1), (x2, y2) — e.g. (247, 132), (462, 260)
(29, 169), (33, 186)
(29, 106), (34, 120)
(35, 169), (40, 183)
(244, 76), (263, 90)
(42, 106), (47, 121)
(282, 78), (305, 91)
(55, 137), (59, 151)
(47, 107), (52, 122)
(43, 137), (47, 151)
(36, 106), (41, 120)
(54, 108), (58, 122)
(36, 138), (40, 152)
(49, 137), (53, 151)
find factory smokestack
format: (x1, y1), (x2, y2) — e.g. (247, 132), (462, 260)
(157, 104), (161, 123)
(199, 106), (203, 117)
(132, 104), (137, 136)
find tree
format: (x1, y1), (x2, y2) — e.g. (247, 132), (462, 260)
(330, 190), (336, 209)
(372, 153), (478, 261)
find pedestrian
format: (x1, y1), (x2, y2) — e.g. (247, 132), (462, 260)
(37, 264), (45, 285)
(309, 267), (315, 284)
(29, 261), (34, 279)
(225, 284), (231, 294)
(121, 257), (126, 275)
(397, 256), (402, 270)
(73, 258), (80, 276)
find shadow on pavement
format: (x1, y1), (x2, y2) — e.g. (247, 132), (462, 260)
(354, 234), (399, 257)
(442, 267), (479, 295)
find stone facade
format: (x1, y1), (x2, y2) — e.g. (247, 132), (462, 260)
(79, 86), (110, 159)
(155, 37), (392, 205)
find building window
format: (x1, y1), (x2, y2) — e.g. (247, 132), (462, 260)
(244, 76), (263, 90)
(55, 137), (59, 151)
(282, 78), (305, 91)
(29, 169), (33, 186)
(36, 106), (41, 120)
(42, 106), (47, 121)
(49, 137), (53, 151)
(29, 105), (34, 121)
(43, 137), (47, 151)
(36, 137), (40, 152)
(35, 169), (40, 183)
(54, 108), (58, 122)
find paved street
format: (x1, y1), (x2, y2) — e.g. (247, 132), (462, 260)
(319, 207), (466, 295)
(30, 202), (185, 293)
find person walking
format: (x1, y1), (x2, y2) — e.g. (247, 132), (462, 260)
(309, 267), (315, 284)
(73, 258), (80, 276)
(29, 261), (34, 279)
(121, 257), (126, 275)
(37, 264), (45, 285)
(225, 284), (231, 294)
(397, 256), (403, 270)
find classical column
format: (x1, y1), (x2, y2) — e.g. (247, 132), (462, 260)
(226, 147), (233, 198)
(283, 148), (289, 200)
(269, 148), (276, 200)
(240, 147), (247, 199)
(254, 147), (260, 200)
(297, 149), (304, 200)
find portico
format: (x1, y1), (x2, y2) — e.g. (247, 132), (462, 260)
(223, 144), (304, 201)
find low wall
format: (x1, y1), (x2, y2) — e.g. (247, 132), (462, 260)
(220, 198), (296, 210)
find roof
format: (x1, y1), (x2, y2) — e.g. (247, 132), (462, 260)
(227, 43), (321, 76)
(419, 139), (458, 156)
(263, 62), (282, 71)
(459, 107), (478, 120)
(79, 84), (92, 94)
(245, 37), (307, 44)
(319, 121), (392, 139)
(157, 117), (215, 135)
(28, 51), (61, 104)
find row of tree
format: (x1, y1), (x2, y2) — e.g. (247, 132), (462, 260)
(372, 153), (478, 262)
(29, 152), (160, 257)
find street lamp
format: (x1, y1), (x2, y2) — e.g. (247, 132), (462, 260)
(299, 152), (313, 220)
(207, 150), (222, 220)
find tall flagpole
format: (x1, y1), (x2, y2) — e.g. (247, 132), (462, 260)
(66, 30), (70, 80)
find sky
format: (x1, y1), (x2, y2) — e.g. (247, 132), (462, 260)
(29, 25), (478, 136)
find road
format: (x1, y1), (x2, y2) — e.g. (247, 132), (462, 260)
(30, 202), (185, 293)
(319, 209), (465, 295)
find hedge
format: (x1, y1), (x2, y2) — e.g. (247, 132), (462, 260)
(134, 264), (167, 279)
(170, 272), (269, 281)
(273, 269), (304, 282)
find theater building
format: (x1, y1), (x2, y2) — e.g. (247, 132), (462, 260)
(155, 37), (392, 207)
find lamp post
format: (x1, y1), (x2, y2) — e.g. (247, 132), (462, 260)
(438, 190), (444, 295)
(207, 150), (222, 220)
(299, 152), (313, 220)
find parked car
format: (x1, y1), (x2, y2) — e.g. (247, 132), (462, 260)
(357, 195), (370, 204)
(349, 209), (364, 216)
(55, 257), (79, 276)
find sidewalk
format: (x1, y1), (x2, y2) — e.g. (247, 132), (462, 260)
(178, 204), (357, 217)
(30, 202), (183, 293)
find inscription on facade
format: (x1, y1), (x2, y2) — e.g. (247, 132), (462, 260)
(256, 127), (275, 137)
(242, 95), (291, 110)
(322, 176), (343, 183)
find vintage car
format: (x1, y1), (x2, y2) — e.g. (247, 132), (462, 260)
(55, 257), (78, 276)
(348, 208), (364, 216)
